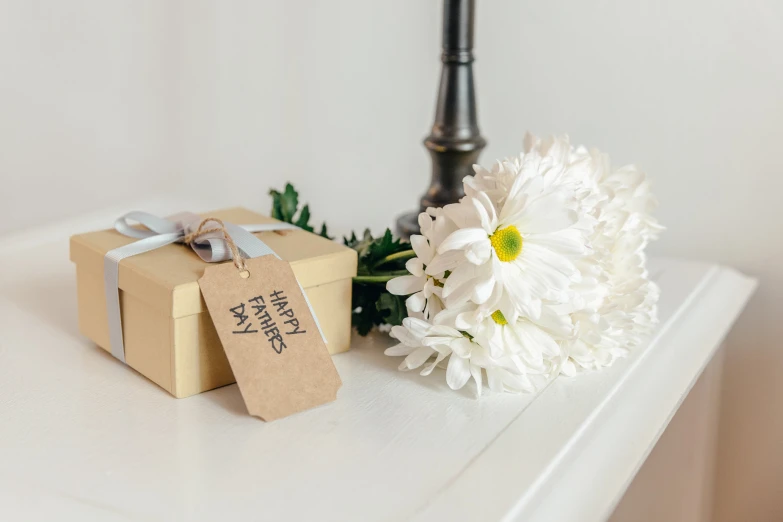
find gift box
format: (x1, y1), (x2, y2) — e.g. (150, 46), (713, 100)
(69, 207), (357, 398)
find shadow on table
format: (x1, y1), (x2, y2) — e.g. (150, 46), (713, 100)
(202, 384), (248, 417)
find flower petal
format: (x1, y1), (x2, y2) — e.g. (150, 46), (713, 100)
(443, 201), (480, 229)
(526, 229), (587, 256)
(513, 191), (577, 233)
(384, 342), (418, 356)
(442, 263), (476, 299)
(417, 213), (433, 235)
(406, 292), (426, 313)
(425, 250), (462, 276)
(470, 364), (484, 397)
(402, 346), (436, 369)
(402, 317), (432, 337)
(420, 351), (449, 376)
(446, 355), (471, 390)
(387, 275), (424, 296)
(389, 325), (420, 346)
(405, 257), (425, 277)
(472, 271), (495, 304)
(486, 368), (504, 393)
(438, 228), (489, 254)
(410, 235), (433, 265)
(450, 337), (473, 358)
(464, 240), (492, 265)
(471, 192), (498, 233)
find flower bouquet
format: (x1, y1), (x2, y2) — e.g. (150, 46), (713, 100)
(271, 134), (661, 396)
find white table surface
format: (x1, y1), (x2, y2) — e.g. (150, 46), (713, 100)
(0, 204), (757, 522)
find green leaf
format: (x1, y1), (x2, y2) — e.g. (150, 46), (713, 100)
(269, 183), (299, 223)
(269, 183), (334, 239)
(376, 292), (406, 327)
(343, 231), (359, 248)
(365, 229), (410, 273)
(294, 204), (314, 233)
(280, 184), (299, 222)
(351, 283), (382, 336)
(345, 227), (413, 333)
(269, 183), (309, 223)
(270, 192), (284, 221)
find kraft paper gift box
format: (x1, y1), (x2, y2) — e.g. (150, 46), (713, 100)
(69, 207), (357, 398)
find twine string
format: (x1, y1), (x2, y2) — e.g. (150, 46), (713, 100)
(183, 217), (248, 272)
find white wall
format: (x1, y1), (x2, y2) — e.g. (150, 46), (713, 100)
(177, 0), (441, 236)
(2, 1), (782, 519)
(0, 1), (180, 235)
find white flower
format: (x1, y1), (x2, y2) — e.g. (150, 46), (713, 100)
(386, 316), (537, 396)
(385, 235), (442, 320)
(384, 133), (661, 393)
(520, 134), (662, 374)
(386, 211), (457, 320)
(441, 301), (570, 363)
(433, 172), (588, 323)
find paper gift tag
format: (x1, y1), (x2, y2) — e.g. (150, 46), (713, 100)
(198, 255), (342, 421)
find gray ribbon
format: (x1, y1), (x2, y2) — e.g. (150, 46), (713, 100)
(104, 211), (324, 363)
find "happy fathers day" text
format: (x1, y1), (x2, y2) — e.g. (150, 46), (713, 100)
(228, 289), (306, 354)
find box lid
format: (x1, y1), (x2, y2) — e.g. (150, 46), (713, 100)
(69, 207), (358, 319)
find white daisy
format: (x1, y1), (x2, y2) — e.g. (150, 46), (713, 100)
(386, 316), (535, 396)
(385, 233), (443, 320)
(433, 182), (587, 322)
(386, 210), (459, 319)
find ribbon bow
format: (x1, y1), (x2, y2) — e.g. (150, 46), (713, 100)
(104, 211), (299, 363)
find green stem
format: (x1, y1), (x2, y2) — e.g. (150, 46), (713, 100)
(373, 249), (416, 269)
(353, 270), (410, 284)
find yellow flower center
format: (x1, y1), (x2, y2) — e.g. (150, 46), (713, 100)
(489, 225), (523, 262)
(491, 310), (508, 325)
